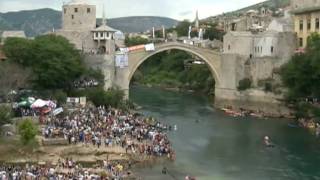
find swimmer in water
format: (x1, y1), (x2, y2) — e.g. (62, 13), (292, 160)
(264, 136), (275, 147)
(162, 167), (167, 174)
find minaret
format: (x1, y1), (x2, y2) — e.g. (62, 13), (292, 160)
(195, 10), (199, 29)
(102, 4), (106, 26)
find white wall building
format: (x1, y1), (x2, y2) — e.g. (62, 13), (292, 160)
(223, 31), (296, 59)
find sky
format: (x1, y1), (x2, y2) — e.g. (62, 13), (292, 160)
(0, 0), (266, 20)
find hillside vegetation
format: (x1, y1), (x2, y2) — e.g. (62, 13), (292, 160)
(0, 9), (178, 37)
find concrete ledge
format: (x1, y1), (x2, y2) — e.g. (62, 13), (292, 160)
(215, 89), (292, 117)
(42, 138), (68, 146)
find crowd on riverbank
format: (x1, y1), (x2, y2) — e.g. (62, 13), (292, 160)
(43, 105), (175, 159)
(0, 158), (131, 179)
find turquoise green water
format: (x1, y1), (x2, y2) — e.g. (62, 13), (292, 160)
(130, 85), (320, 180)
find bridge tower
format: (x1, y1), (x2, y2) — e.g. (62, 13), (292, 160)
(62, 0), (96, 31)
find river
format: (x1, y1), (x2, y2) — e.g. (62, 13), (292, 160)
(130, 85), (320, 180)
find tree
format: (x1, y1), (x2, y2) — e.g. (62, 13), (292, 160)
(3, 35), (86, 90)
(175, 20), (191, 37)
(31, 35), (85, 90)
(3, 37), (33, 66)
(71, 87), (125, 108)
(18, 119), (37, 145)
(125, 36), (149, 47)
(0, 105), (13, 127)
(281, 33), (320, 100)
(280, 33), (320, 119)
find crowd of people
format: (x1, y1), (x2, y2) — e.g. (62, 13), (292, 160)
(0, 158), (130, 179)
(73, 79), (99, 89)
(43, 105), (175, 159)
(14, 107), (38, 117)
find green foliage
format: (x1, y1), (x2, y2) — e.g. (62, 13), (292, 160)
(125, 36), (149, 47)
(3, 34), (85, 90)
(281, 33), (320, 100)
(5, 37), (34, 81)
(70, 87), (125, 109)
(3, 38), (33, 66)
(0, 105), (13, 126)
(294, 102), (311, 119)
(258, 78), (274, 92)
(31, 35), (85, 89)
(175, 20), (192, 37)
(264, 82), (273, 92)
(280, 33), (320, 119)
(18, 119), (37, 145)
(237, 78), (252, 91)
(83, 68), (105, 87)
(52, 90), (67, 105)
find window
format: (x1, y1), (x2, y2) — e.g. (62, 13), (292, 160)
(307, 19), (311, 30)
(316, 18), (320, 30)
(95, 32), (98, 38)
(87, 8), (91, 13)
(71, 15), (74, 19)
(74, 8), (78, 13)
(271, 46), (274, 53)
(107, 32), (109, 38)
(64, 8), (66, 14)
(299, 37), (303, 47)
(228, 45), (231, 50)
(100, 32), (103, 37)
(299, 20), (303, 31)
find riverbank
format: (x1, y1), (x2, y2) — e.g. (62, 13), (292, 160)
(0, 100), (176, 179)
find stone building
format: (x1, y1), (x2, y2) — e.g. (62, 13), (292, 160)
(291, 0), (320, 47)
(55, 0), (119, 54)
(223, 30), (296, 86)
(54, 0), (123, 89)
(223, 31), (295, 59)
(223, 9), (273, 32)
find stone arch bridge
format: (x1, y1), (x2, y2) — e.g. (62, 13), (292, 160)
(112, 42), (241, 104)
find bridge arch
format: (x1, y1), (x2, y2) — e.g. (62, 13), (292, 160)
(113, 42), (223, 99)
(128, 46), (220, 87)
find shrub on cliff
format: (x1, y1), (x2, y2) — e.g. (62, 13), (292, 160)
(3, 35), (85, 90)
(237, 78), (252, 91)
(18, 119), (37, 145)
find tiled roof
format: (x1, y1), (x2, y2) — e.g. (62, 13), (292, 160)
(67, 0), (91, 5)
(93, 25), (117, 32)
(291, 6), (320, 14)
